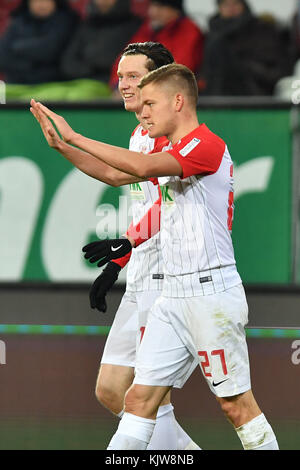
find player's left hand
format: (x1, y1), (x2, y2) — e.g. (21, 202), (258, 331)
(30, 103), (62, 150)
(89, 262), (121, 312)
(82, 238), (133, 267)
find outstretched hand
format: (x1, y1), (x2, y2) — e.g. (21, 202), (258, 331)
(30, 99), (77, 144)
(30, 101), (62, 150)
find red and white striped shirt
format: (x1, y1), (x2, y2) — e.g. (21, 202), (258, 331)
(128, 124), (242, 297)
(124, 124), (166, 292)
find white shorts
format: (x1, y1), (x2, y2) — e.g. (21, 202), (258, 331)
(101, 291), (139, 368)
(101, 289), (197, 388)
(134, 284), (251, 397)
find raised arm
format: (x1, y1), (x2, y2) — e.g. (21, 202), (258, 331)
(30, 100), (147, 186)
(33, 101), (183, 179)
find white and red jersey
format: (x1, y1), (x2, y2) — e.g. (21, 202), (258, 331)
(125, 124), (165, 292)
(155, 123), (241, 297)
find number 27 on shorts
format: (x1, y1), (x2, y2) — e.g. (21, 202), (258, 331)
(198, 349), (228, 378)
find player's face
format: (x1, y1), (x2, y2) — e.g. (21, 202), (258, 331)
(140, 83), (176, 138)
(118, 55), (149, 113)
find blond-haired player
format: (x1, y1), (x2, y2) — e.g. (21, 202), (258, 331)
(34, 63), (279, 451)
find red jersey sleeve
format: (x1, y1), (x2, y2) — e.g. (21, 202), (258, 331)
(167, 125), (226, 179)
(126, 188), (162, 247)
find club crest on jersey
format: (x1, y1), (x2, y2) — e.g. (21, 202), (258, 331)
(141, 145), (149, 154)
(179, 138), (201, 157)
(130, 182), (145, 200)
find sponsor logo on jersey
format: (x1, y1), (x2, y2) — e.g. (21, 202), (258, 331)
(160, 185), (174, 205)
(179, 138), (201, 157)
(130, 182), (145, 200)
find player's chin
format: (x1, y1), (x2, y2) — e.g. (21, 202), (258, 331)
(123, 99), (138, 113)
(148, 126), (159, 138)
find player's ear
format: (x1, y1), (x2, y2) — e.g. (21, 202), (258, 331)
(174, 93), (184, 112)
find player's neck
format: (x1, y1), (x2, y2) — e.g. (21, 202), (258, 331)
(168, 115), (200, 145)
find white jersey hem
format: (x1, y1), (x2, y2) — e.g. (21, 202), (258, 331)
(162, 265), (242, 297)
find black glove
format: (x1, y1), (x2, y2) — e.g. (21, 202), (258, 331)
(89, 262), (121, 312)
(82, 238), (132, 267)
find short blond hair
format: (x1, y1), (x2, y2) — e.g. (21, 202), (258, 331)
(138, 63), (199, 108)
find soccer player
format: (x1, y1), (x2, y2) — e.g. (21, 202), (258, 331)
(30, 43), (200, 450)
(33, 63), (279, 450)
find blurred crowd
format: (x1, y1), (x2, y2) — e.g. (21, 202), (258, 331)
(0, 0), (300, 100)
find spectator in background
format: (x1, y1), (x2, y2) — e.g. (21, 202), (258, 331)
(0, 0), (21, 36)
(60, 0), (142, 83)
(289, 1), (300, 66)
(109, 0), (204, 89)
(200, 0), (289, 96)
(0, 0), (78, 84)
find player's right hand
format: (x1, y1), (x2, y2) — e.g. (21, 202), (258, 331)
(31, 99), (77, 144)
(89, 262), (121, 313)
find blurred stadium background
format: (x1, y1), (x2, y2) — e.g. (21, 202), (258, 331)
(1, 0), (300, 451)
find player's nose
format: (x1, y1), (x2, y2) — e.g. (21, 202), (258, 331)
(119, 77), (129, 91)
(141, 104), (149, 119)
